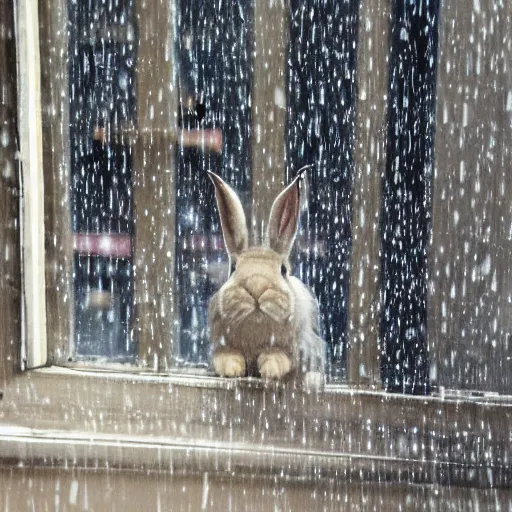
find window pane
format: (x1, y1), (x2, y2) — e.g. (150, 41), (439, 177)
(287, 1), (359, 382)
(174, 0), (252, 366)
(380, 0), (439, 394)
(68, 0), (136, 360)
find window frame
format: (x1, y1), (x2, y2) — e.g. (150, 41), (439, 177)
(2, 0), (512, 491)
(34, 0), (384, 378)
(16, 0), (47, 369)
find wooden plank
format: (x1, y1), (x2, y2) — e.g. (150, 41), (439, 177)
(132, 0), (178, 370)
(0, 283), (20, 388)
(251, 0), (288, 243)
(16, 0), (48, 367)
(1, 467), (510, 510)
(429, 0), (512, 393)
(0, 0), (19, 192)
(0, 0), (22, 386)
(0, 184), (21, 387)
(347, 0), (391, 386)
(38, 0), (74, 364)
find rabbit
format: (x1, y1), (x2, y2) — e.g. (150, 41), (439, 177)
(207, 168), (325, 385)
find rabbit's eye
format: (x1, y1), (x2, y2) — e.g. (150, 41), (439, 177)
(281, 264), (287, 277)
(230, 262), (236, 276)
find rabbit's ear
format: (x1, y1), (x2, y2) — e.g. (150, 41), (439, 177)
(267, 171), (305, 255)
(208, 171), (249, 256)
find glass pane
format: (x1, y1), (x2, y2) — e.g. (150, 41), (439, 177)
(68, 0), (136, 360)
(287, 1), (359, 381)
(174, 0), (252, 367)
(380, 0), (438, 394)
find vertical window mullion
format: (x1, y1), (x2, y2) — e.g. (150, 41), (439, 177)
(347, 0), (392, 387)
(0, 0), (22, 383)
(251, 1), (288, 244)
(133, 0), (178, 370)
(25, 0), (72, 367)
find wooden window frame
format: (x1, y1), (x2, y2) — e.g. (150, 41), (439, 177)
(36, 0), (384, 379)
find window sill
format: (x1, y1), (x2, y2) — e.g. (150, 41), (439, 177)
(0, 367), (511, 488)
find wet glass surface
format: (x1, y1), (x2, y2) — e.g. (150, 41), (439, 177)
(7, 0), (509, 392)
(1, 0), (512, 506)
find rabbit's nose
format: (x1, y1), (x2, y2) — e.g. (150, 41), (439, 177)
(243, 276), (271, 301)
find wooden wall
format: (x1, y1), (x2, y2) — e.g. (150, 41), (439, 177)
(429, 0), (512, 393)
(0, 0), (21, 388)
(1, 467), (511, 511)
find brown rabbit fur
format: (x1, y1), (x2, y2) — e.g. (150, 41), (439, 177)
(207, 170), (325, 382)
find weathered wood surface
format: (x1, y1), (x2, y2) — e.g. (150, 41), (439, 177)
(132, 0), (178, 369)
(429, 0), (512, 393)
(0, 0), (21, 386)
(347, 0), (391, 387)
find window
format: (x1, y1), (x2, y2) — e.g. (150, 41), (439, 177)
(29, 0), (432, 386)
(40, 0), (363, 378)
(1, 0), (512, 503)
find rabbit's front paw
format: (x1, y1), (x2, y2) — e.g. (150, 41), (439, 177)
(213, 351), (246, 377)
(257, 351), (291, 380)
